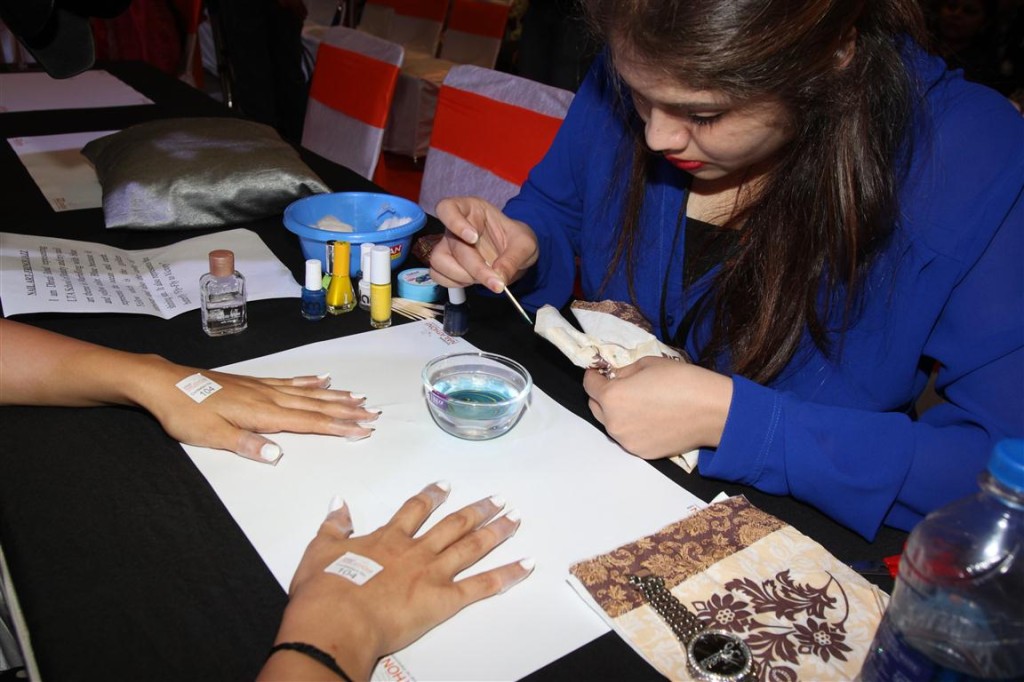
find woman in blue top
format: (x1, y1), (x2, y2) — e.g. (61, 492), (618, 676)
(428, 0), (1024, 539)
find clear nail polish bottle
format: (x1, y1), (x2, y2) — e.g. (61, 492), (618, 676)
(200, 249), (247, 337)
(358, 242), (373, 311)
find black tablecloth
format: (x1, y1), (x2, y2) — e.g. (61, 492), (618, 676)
(0, 62), (906, 681)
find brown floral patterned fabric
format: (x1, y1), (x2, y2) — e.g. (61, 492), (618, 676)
(571, 496), (784, 618)
(568, 496), (889, 681)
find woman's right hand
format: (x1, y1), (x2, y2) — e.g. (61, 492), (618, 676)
(430, 197), (540, 294)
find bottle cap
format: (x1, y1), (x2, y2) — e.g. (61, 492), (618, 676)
(447, 286), (467, 305)
(989, 439), (1024, 493)
(208, 249), (234, 277)
(370, 245), (391, 285)
(331, 241), (351, 276)
(360, 243), (374, 277)
(304, 259), (323, 291)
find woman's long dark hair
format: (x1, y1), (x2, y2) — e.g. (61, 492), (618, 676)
(583, 0), (928, 383)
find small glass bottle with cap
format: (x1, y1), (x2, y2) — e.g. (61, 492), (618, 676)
(200, 249), (247, 337)
(326, 240), (355, 315)
(443, 287), (469, 336)
(301, 258), (327, 321)
(369, 245), (392, 329)
(358, 242), (373, 311)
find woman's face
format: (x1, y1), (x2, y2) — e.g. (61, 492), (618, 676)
(614, 50), (794, 186)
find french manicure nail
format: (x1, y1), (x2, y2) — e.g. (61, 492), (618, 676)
(489, 494), (507, 509)
(349, 392), (366, 400)
(327, 495), (345, 513)
(432, 480), (452, 493)
(519, 557), (536, 572)
(260, 443), (283, 463)
(344, 430), (373, 442)
(504, 508), (521, 524)
(317, 372), (331, 386)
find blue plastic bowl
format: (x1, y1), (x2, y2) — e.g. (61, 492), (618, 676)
(283, 192), (427, 276)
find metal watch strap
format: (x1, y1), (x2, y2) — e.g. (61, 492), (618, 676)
(629, 572), (759, 682)
(628, 573), (705, 642)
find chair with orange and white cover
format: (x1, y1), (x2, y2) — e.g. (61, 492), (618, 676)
(301, 26), (404, 179)
(438, 0), (510, 69)
(418, 64), (574, 215)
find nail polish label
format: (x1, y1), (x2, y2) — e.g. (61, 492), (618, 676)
(324, 551), (383, 585)
(176, 373), (223, 403)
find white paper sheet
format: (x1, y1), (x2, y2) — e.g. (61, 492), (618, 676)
(0, 229), (300, 317)
(0, 70), (152, 113)
(7, 131), (112, 211)
(181, 320), (707, 681)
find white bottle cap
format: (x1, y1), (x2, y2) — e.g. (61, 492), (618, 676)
(304, 259), (323, 290)
(360, 243), (373, 276)
(447, 287), (466, 305)
(370, 245), (392, 285)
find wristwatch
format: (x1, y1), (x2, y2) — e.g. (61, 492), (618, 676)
(629, 572), (757, 682)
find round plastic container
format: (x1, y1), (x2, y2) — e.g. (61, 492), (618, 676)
(283, 192), (427, 276)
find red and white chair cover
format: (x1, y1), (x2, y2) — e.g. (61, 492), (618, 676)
(301, 26), (404, 179)
(438, 0), (510, 69)
(418, 64), (574, 215)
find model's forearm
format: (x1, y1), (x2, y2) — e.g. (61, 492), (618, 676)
(0, 319), (160, 407)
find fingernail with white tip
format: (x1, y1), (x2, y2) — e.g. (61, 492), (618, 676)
(519, 558), (536, 572)
(260, 443), (283, 464)
(317, 372), (331, 386)
(327, 495), (345, 513)
(488, 494), (507, 509)
(504, 508), (521, 524)
(433, 480), (452, 493)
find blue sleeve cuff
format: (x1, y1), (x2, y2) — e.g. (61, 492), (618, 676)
(699, 374), (787, 492)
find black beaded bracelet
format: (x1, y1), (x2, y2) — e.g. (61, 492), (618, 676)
(268, 641), (355, 682)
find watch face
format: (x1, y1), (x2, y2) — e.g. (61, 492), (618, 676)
(687, 629), (753, 681)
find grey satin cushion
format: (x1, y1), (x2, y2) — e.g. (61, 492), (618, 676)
(82, 117), (330, 229)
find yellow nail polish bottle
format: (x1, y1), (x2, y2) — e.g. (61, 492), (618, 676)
(326, 241), (355, 315)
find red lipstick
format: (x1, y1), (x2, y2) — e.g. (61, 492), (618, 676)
(666, 157), (704, 172)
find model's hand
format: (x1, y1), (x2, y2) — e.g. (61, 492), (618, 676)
(261, 482), (533, 681)
(0, 320), (379, 464)
(430, 197), (539, 293)
(583, 357), (734, 458)
(134, 358), (380, 464)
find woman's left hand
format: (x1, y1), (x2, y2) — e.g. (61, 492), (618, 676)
(583, 356), (734, 458)
(260, 482), (533, 681)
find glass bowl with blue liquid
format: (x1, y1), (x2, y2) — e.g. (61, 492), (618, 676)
(422, 352), (532, 440)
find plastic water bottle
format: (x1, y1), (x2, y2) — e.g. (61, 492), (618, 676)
(859, 439), (1024, 681)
